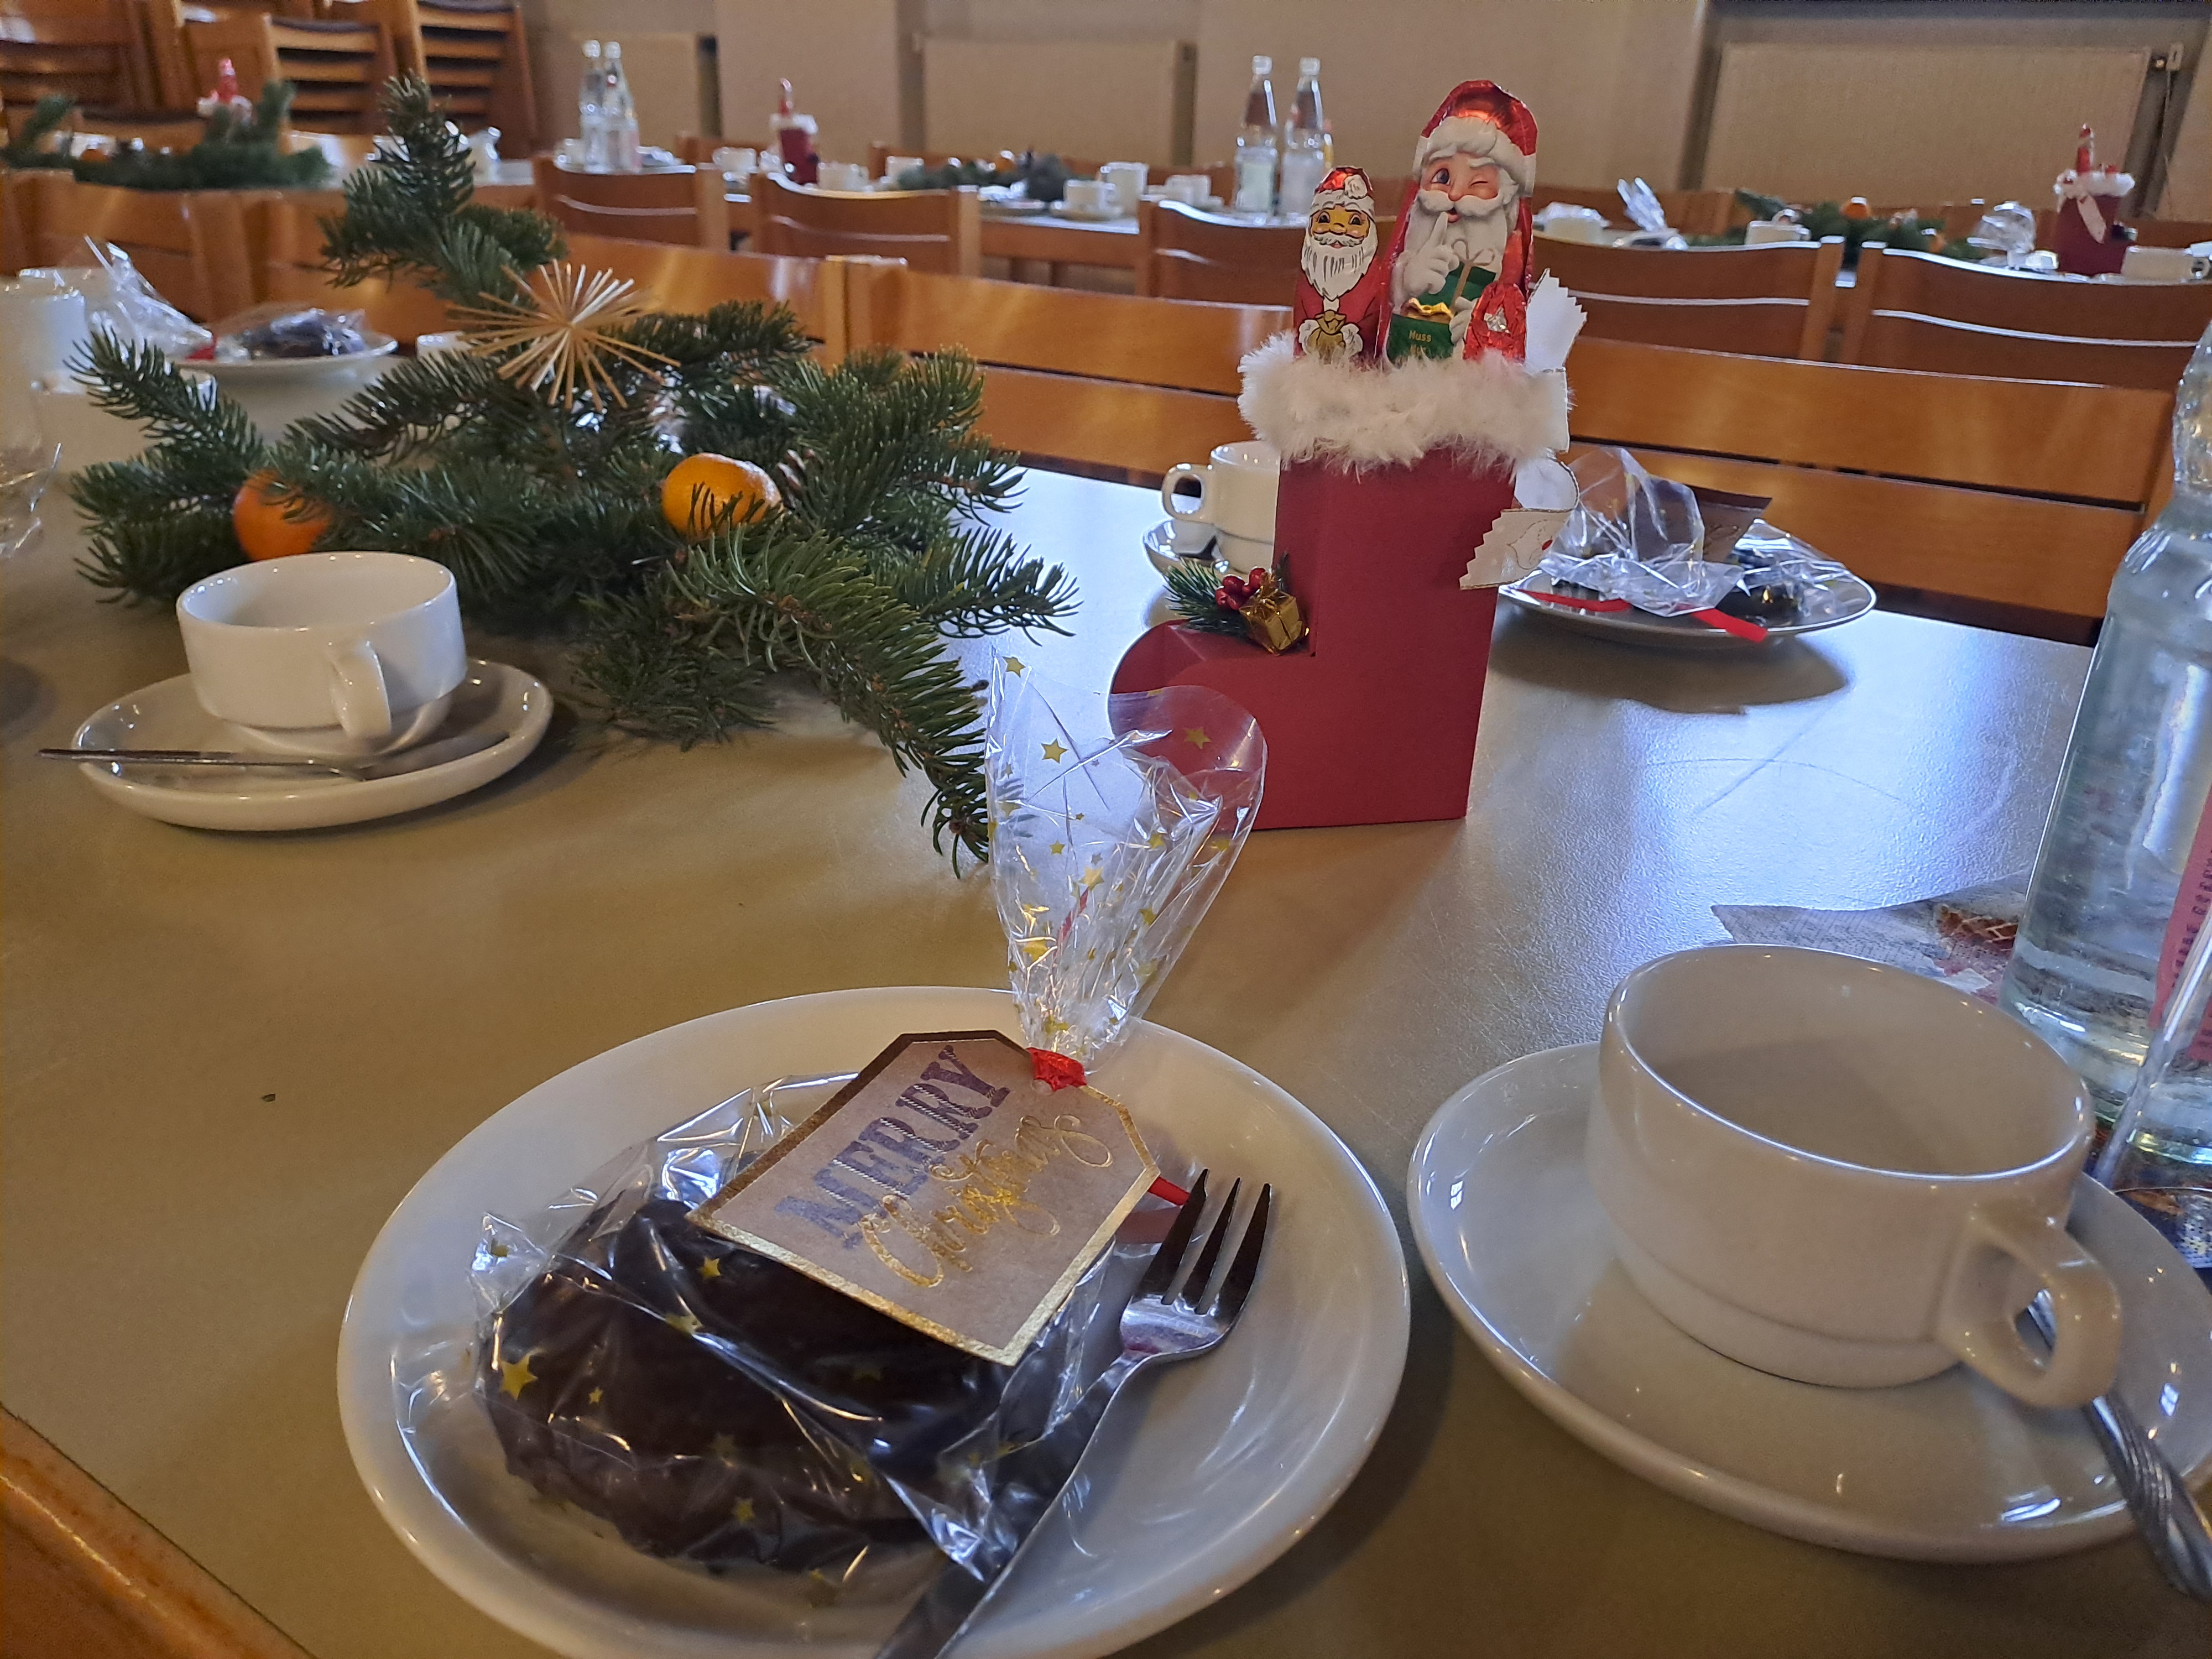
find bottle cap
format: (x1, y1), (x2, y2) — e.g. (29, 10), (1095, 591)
(1299, 57), (1319, 75)
(582, 38), (599, 53)
(1252, 55), (1271, 74)
(606, 40), (621, 58)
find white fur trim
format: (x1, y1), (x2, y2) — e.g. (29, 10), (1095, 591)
(1238, 335), (1568, 471)
(1415, 115), (1533, 191)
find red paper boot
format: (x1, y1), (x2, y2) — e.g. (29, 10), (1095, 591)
(1112, 451), (1512, 830)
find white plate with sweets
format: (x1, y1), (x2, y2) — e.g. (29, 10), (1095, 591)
(338, 986), (1410, 1659)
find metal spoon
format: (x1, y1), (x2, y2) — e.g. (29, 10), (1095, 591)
(2026, 1292), (2212, 1599)
(39, 730), (507, 781)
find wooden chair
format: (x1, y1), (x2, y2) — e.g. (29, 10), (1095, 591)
(1530, 236), (1844, 360)
(2132, 218), (2212, 250)
(340, 0), (532, 150)
(1530, 182), (1734, 236)
(14, 167), (257, 320)
(751, 169), (980, 276)
(564, 231), (847, 361)
(178, 5), (394, 134)
(532, 155), (727, 251)
(1841, 246), (2212, 390)
(249, 189), (456, 342)
(1564, 336), (2173, 627)
(1134, 199), (1302, 305)
(844, 258), (1284, 477)
(1, 0), (159, 133)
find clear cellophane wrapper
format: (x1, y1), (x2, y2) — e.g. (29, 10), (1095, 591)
(392, 662), (1264, 1634)
(987, 661), (1265, 1069)
(1538, 447), (1850, 615)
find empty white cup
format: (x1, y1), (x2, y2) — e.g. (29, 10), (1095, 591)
(1161, 440), (1278, 571)
(1587, 945), (2120, 1408)
(1100, 161), (1147, 217)
(881, 154), (923, 183)
(1164, 174), (1210, 206)
(1062, 178), (1107, 215)
(178, 551), (467, 757)
(816, 161), (870, 192)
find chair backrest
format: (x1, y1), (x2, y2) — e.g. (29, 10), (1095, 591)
(17, 168), (257, 321)
(338, 0), (533, 148)
(2132, 218), (2212, 251)
(1529, 236), (1843, 360)
(845, 258), (1284, 476)
(532, 155), (727, 250)
(1564, 336), (2173, 621)
(1529, 182), (1734, 236)
(1, 0), (155, 124)
(750, 170), (979, 276)
(180, 8), (394, 133)
(562, 231), (847, 360)
(251, 189), (456, 342)
(1841, 245), (2212, 389)
(1135, 199), (1303, 305)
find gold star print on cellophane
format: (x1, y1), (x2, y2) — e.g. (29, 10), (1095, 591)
(984, 656), (1266, 1068)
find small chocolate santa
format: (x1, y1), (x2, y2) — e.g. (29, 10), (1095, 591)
(1293, 167), (1390, 363)
(1380, 81), (1537, 364)
(2051, 124), (2133, 278)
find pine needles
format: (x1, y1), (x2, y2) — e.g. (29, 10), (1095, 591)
(67, 73), (1074, 864)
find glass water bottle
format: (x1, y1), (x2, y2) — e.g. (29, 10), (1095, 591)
(1232, 55), (1278, 215)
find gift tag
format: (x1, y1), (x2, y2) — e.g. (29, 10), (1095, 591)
(1461, 508), (1569, 588)
(693, 1030), (1159, 1364)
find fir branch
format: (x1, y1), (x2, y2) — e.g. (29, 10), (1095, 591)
(571, 585), (776, 743)
(643, 524), (995, 859)
(870, 524), (1077, 637)
(1163, 557), (1246, 635)
(1, 93), (75, 170)
(73, 333), (264, 469)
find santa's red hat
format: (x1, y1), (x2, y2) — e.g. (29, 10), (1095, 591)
(1412, 81), (1536, 194)
(1311, 166), (1375, 215)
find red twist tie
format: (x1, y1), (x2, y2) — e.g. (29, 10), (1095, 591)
(1027, 1048), (1190, 1204)
(1027, 1048), (1087, 1091)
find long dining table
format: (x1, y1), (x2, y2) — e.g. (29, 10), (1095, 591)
(4, 467), (2203, 1659)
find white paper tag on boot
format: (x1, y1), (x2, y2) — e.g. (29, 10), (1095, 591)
(1462, 509), (1571, 589)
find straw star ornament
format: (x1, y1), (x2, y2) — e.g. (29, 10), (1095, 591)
(450, 262), (674, 407)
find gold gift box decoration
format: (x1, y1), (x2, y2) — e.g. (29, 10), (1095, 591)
(1217, 566), (1306, 654)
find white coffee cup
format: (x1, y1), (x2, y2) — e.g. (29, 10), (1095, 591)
(1743, 219), (1811, 246)
(178, 552), (467, 757)
(1587, 945), (2120, 1408)
(1164, 173), (1209, 206)
(1161, 440), (1277, 572)
(0, 274), (91, 386)
(1099, 161), (1147, 216)
(816, 161), (869, 192)
(881, 154), (922, 183)
(1062, 178), (1107, 215)
(2121, 244), (2195, 283)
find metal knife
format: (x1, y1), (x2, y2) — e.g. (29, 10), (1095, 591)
(40, 730), (508, 780)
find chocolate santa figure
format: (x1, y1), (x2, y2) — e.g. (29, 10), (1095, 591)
(1381, 81), (1537, 364)
(2052, 125), (2133, 278)
(1294, 167), (1390, 363)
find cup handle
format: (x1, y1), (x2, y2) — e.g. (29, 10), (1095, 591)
(1936, 1201), (2120, 1409)
(324, 639), (392, 742)
(1161, 463), (1210, 523)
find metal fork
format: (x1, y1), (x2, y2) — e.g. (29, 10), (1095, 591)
(873, 1170), (1272, 1659)
(2025, 1293), (2212, 1599)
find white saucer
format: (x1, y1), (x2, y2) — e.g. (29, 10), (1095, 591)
(1500, 567), (1875, 649)
(70, 658), (550, 831)
(1407, 1042), (2212, 1562)
(338, 985), (1409, 1659)
(1142, 519), (1218, 578)
(197, 332), (399, 382)
(1047, 202), (1127, 223)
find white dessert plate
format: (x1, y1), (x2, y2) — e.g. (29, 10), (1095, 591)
(1407, 1042), (2212, 1562)
(1500, 567), (1875, 649)
(1046, 202), (1127, 223)
(196, 331), (399, 382)
(70, 659), (549, 830)
(338, 985), (1409, 1659)
(1142, 518), (1219, 579)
